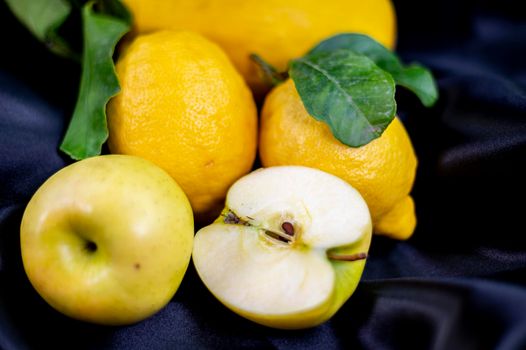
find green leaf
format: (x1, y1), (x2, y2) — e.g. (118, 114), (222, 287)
(392, 64), (438, 107)
(59, 2), (129, 160)
(310, 33), (438, 107)
(5, 0), (76, 58)
(94, 0), (133, 24)
(290, 50), (396, 147)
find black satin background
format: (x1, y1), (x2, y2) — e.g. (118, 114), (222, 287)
(1, 0), (525, 349)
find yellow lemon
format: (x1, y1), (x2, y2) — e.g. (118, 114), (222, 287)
(122, 0), (397, 95)
(107, 31), (258, 221)
(259, 80), (417, 240)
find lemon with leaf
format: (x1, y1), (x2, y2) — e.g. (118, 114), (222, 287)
(260, 80), (417, 239)
(259, 34), (438, 240)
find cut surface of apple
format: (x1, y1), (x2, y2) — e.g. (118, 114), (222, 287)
(192, 166), (372, 329)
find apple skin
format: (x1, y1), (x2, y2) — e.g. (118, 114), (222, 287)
(20, 155), (194, 325)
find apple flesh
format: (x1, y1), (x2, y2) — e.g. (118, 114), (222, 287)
(192, 166), (372, 329)
(20, 155), (194, 325)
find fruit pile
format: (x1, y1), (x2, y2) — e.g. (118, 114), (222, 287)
(11, 0), (437, 330)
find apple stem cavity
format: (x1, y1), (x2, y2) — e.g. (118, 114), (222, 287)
(327, 252), (368, 262)
(84, 240), (97, 253)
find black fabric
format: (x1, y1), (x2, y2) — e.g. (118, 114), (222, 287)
(1, 1), (526, 349)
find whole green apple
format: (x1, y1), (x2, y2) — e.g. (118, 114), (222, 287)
(192, 166), (372, 329)
(20, 155), (194, 325)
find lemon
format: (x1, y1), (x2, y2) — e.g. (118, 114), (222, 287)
(107, 31), (258, 221)
(259, 80), (417, 240)
(122, 0), (397, 95)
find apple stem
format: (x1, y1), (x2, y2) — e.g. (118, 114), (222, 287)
(327, 252), (368, 261)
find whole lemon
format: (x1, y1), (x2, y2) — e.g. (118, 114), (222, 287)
(122, 0), (396, 95)
(107, 31), (258, 221)
(259, 80), (417, 240)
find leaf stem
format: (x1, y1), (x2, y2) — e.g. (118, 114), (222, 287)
(250, 54), (288, 86)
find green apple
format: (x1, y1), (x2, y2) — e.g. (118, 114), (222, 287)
(192, 166), (372, 329)
(20, 155), (194, 325)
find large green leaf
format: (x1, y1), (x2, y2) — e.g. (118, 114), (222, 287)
(4, 0), (75, 58)
(59, 3), (129, 160)
(310, 33), (438, 107)
(290, 50), (396, 147)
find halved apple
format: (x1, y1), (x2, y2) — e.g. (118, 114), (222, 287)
(192, 166), (372, 329)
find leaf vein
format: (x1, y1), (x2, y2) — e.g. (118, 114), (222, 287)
(297, 58), (377, 131)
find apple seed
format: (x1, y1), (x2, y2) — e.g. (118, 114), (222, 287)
(264, 230), (293, 244)
(281, 222), (295, 236)
(223, 210), (297, 244)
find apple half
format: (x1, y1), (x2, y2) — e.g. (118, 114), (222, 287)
(192, 166), (372, 329)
